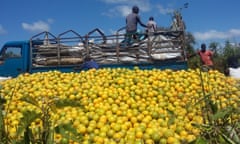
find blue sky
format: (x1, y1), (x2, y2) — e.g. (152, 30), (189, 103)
(1, 0), (240, 48)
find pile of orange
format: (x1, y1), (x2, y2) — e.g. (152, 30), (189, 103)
(1, 68), (239, 144)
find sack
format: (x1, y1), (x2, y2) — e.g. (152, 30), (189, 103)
(229, 67), (240, 79)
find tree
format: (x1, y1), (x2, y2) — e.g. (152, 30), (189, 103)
(184, 32), (201, 69)
(224, 41), (235, 58)
(209, 42), (219, 55)
(185, 32), (196, 55)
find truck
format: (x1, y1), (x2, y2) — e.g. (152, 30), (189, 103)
(0, 11), (188, 78)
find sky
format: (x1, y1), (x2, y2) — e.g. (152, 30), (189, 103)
(1, 0), (240, 49)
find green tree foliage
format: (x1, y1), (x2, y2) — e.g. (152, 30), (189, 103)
(209, 42), (219, 55)
(184, 32), (201, 69)
(185, 32), (196, 54)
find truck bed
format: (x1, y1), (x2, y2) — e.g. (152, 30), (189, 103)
(30, 29), (186, 69)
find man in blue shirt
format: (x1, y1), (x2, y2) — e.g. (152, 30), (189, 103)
(81, 56), (99, 70)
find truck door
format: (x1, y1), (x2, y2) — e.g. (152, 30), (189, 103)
(0, 45), (24, 77)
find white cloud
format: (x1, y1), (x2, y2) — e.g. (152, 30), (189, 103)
(22, 20), (51, 32)
(47, 18), (54, 24)
(156, 4), (174, 15)
(101, 0), (151, 17)
(194, 29), (240, 41)
(0, 25), (7, 34)
(108, 5), (131, 17)
(229, 29), (240, 35)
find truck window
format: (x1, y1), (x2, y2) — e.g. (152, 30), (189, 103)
(2, 46), (22, 58)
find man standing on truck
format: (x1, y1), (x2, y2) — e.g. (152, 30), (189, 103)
(146, 16), (157, 33)
(125, 5), (147, 44)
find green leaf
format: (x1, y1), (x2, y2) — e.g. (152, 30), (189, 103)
(191, 123), (203, 129)
(167, 110), (175, 126)
(212, 107), (232, 120)
(17, 110), (41, 136)
(54, 99), (83, 108)
(55, 123), (77, 135)
(225, 125), (240, 143)
(188, 137), (208, 144)
(0, 97), (6, 105)
(49, 103), (57, 113)
(20, 97), (39, 107)
(54, 123), (83, 142)
(23, 127), (32, 144)
(220, 132), (237, 144)
(207, 98), (218, 114)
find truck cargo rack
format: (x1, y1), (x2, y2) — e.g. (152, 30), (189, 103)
(30, 11), (187, 68)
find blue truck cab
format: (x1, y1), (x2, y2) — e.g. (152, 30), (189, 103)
(0, 41), (30, 77)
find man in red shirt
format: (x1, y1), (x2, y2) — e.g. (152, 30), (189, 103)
(198, 43), (214, 67)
